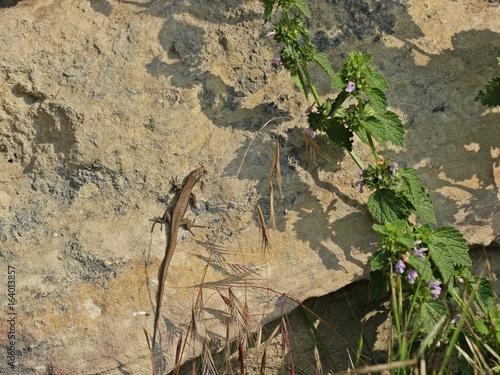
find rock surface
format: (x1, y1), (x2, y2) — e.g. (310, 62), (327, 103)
(0, 0), (498, 373)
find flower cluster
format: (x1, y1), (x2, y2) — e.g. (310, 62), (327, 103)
(355, 158), (401, 193)
(429, 280), (442, 299)
(395, 257), (419, 285)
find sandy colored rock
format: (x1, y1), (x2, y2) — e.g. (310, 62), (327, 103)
(0, 0), (498, 373)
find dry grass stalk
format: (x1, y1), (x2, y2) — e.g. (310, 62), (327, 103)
(238, 332), (247, 375)
(202, 341), (217, 375)
(257, 204), (272, 253)
(334, 358), (418, 374)
(280, 316), (296, 375)
(143, 327), (156, 375)
(165, 117), (289, 373)
(259, 347), (267, 375)
(304, 129), (333, 165)
(269, 179), (276, 230)
(268, 139), (284, 229)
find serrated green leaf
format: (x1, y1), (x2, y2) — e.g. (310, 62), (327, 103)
(370, 250), (389, 272)
(369, 270), (390, 300)
(367, 189), (409, 223)
(291, 0), (311, 18)
(414, 300), (450, 338)
(263, 0), (275, 21)
(399, 168), (436, 224)
(373, 219), (407, 238)
(398, 233), (418, 248)
(313, 52), (335, 79)
(475, 76), (500, 107)
(332, 73), (344, 90)
(365, 87), (387, 109)
(375, 110), (405, 147)
(324, 117), (354, 151)
(430, 226), (471, 283)
(361, 110), (404, 148)
(475, 277), (496, 314)
(366, 71), (389, 91)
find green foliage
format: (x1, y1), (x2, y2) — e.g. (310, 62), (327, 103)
(313, 52), (336, 79)
(399, 168), (436, 224)
(429, 226), (471, 283)
(263, 0), (311, 21)
(414, 300), (449, 340)
(475, 57), (500, 107)
(361, 161), (435, 224)
(368, 220), (472, 301)
(262, 1), (499, 371)
(367, 189), (409, 224)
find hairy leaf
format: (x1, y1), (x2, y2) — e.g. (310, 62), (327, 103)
(370, 250), (389, 272)
(331, 73), (344, 90)
(324, 117), (354, 151)
(430, 226), (471, 283)
(475, 76), (500, 107)
(367, 189), (409, 223)
(374, 110), (405, 147)
(414, 300), (449, 338)
(365, 71), (389, 91)
(263, 0), (275, 21)
(475, 277), (497, 314)
(292, 0), (311, 18)
(313, 52), (335, 79)
(365, 87), (387, 109)
(399, 168), (436, 224)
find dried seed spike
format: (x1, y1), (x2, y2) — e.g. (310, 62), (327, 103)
(202, 341), (217, 375)
(175, 334), (183, 366)
(269, 180), (276, 230)
(257, 204), (272, 253)
(238, 340), (245, 375)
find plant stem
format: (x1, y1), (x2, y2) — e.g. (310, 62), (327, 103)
(347, 149), (365, 170)
(302, 65), (322, 106)
(367, 134), (379, 162)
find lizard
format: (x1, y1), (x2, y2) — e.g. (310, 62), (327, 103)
(150, 166), (205, 349)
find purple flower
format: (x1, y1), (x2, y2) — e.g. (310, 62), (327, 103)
(345, 81), (356, 93)
(266, 31), (276, 37)
(451, 314), (461, 325)
(272, 56), (282, 64)
(407, 269), (418, 284)
(305, 102), (316, 114)
(429, 281), (442, 299)
(457, 277), (464, 284)
(369, 242), (378, 248)
(395, 259), (406, 274)
(413, 247), (428, 261)
(354, 180), (365, 194)
(304, 127), (316, 139)
(414, 240), (422, 245)
(389, 162), (398, 178)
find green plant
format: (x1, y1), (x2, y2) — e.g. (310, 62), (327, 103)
(475, 56), (500, 107)
(262, 0), (499, 373)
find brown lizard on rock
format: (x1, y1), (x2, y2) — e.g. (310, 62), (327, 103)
(150, 166), (205, 349)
